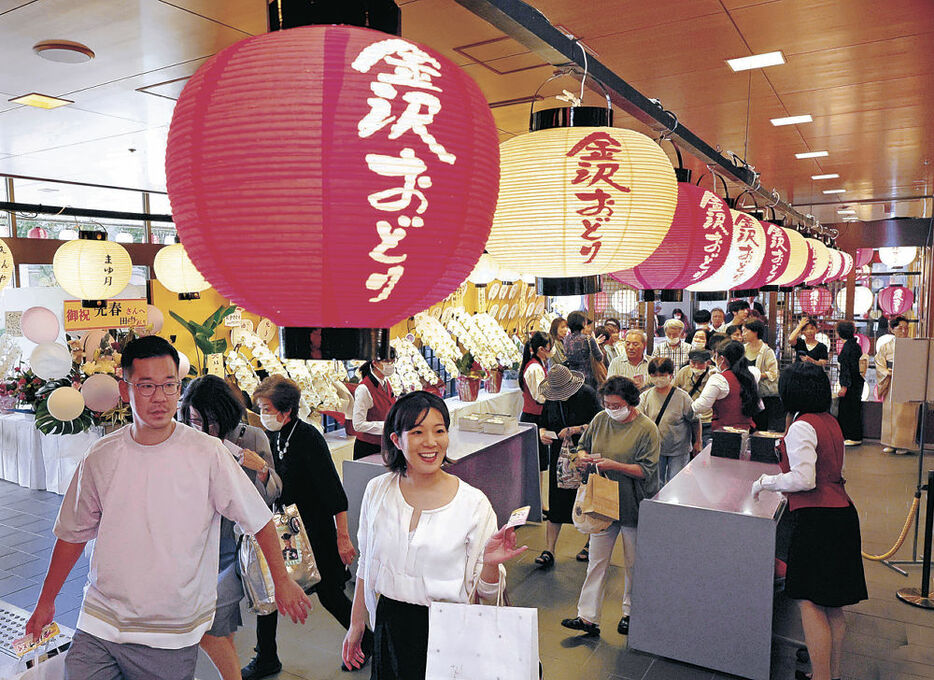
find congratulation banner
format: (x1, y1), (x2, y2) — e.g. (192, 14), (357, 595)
(63, 299), (148, 331)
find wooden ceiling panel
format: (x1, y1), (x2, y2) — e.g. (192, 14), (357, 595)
(802, 105), (933, 141)
(525, 0), (723, 40)
(731, 0), (934, 55)
(778, 74), (934, 119)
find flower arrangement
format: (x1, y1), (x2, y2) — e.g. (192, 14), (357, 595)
(413, 312), (462, 378)
(388, 337), (442, 395)
(445, 308), (521, 372)
(0, 365), (44, 409)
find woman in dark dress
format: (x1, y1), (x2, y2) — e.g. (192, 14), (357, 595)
(835, 321), (864, 446)
(533, 365), (602, 568)
(752, 363), (867, 680)
(242, 375), (373, 679)
(562, 310), (605, 390)
(789, 317), (829, 366)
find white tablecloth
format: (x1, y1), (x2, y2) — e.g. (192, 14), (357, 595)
(40, 427), (102, 494)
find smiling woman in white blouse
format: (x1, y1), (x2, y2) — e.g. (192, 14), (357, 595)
(341, 391), (527, 679)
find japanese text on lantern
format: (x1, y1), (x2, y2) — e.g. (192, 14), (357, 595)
(691, 191), (729, 283)
(63, 299), (148, 331)
(353, 39), (455, 303)
(766, 227), (788, 280)
(567, 131), (630, 265)
(893, 288), (904, 311)
(735, 216), (759, 276)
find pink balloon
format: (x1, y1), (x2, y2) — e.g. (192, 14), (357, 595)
(81, 373), (120, 412)
(22, 307), (60, 344)
(147, 305), (165, 333)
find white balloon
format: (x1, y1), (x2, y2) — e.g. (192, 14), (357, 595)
(47, 386), (85, 421)
(81, 373), (120, 412)
(177, 350), (191, 378)
(21, 307), (60, 344)
(30, 342), (73, 380)
(147, 305), (165, 334)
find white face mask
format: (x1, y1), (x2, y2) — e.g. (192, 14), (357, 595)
(261, 413), (284, 432)
(380, 363), (395, 377)
(691, 367), (706, 376)
(652, 375), (672, 388)
(667, 337), (680, 346)
(605, 406), (630, 422)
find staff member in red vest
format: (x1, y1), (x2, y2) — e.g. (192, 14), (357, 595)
(519, 332), (552, 471)
(691, 340), (760, 430)
(752, 362), (867, 680)
(351, 349), (397, 460)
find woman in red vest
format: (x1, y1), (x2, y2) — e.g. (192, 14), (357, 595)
(519, 332), (552, 471)
(352, 349), (398, 460)
(691, 340), (760, 430)
(752, 362), (867, 680)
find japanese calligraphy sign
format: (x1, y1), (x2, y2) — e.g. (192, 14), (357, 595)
(63, 299), (148, 331)
(737, 221), (791, 290)
(488, 126), (677, 278)
(879, 285), (914, 316)
(611, 183), (733, 290)
(688, 210), (765, 292)
(0, 238), (13, 292)
(166, 25), (498, 329)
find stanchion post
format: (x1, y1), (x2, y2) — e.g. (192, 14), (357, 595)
(896, 470), (934, 608)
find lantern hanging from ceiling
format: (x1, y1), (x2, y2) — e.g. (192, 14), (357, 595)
(769, 227), (810, 287)
(610, 182), (732, 291)
(0, 239), (13, 292)
(153, 243), (210, 300)
(687, 210), (765, 292)
(467, 253), (498, 287)
(781, 239), (818, 288)
(610, 288), (639, 315)
(802, 239), (832, 285)
(487, 123), (678, 279)
(52, 232), (132, 308)
(837, 251), (854, 280)
(835, 333), (870, 356)
(878, 246), (917, 268)
(853, 248), (874, 268)
(735, 221), (791, 291)
(819, 249), (844, 283)
(835, 285), (874, 316)
(878, 285), (914, 316)
(589, 291), (609, 316)
(27, 227), (48, 239)
(165, 25), (499, 358)
(798, 287), (832, 316)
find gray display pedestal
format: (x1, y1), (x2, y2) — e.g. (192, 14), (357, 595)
(629, 447), (785, 680)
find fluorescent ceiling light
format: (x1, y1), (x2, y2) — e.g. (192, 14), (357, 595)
(8, 92), (73, 109)
(837, 210), (856, 215)
(823, 189), (846, 194)
(770, 114), (813, 126)
(796, 150), (829, 159)
(727, 51), (785, 72)
(811, 173), (839, 180)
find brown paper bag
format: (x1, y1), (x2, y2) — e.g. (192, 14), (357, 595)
(579, 471), (619, 522)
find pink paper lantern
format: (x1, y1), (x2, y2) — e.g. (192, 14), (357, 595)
(81, 373), (121, 412)
(854, 248), (874, 268)
(27, 227), (48, 239)
(590, 291), (608, 315)
(166, 25), (499, 330)
(836, 333), (871, 355)
(798, 287), (832, 316)
(21, 306), (60, 344)
(610, 183), (733, 290)
(878, 285), (914, 316)
(736, 221), (790, 289)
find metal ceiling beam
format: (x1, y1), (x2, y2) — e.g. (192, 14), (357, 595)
(452, 0), (821, 230)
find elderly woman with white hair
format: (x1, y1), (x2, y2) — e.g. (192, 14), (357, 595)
(652, 318), (690, 368)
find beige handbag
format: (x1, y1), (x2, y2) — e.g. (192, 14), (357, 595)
(239, 504), (321, 614)
(572, 469), (619, 534)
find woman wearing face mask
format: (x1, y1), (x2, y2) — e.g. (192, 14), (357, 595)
(179, 376), (282, 680)
(675, 349), (716, 447)
(561, 377), (660, 638)
(692, 340), (762, 431)
(245, 375), (370, 679)
(342, 391), (527, 677)
(519, 331), (553, 476)
(690, 329), (708, 352)
(351, 348), (398, 460)
(549, 317), (569, 366)
(639, 358), (701, 485)
(789, 317), (829, 367)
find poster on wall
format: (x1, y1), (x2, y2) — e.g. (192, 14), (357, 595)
(63, 299), (148, 331)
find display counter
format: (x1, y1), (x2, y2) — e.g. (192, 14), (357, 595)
(629, 447), (785, 680)
(342, 422), (541, 557)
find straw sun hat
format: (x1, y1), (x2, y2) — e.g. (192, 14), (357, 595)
(540, 365), (586, 401)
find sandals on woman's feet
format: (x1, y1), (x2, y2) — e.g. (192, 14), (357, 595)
(534, 550), (555, 568)
(576, 547), (589, 562)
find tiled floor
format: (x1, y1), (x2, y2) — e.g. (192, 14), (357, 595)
(2, 441), (934, 679)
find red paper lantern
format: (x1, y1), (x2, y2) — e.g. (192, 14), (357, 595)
(798, 287), (832, 316)
(166, 25), (499, 329)
(837, 251), (854, 280)
(819, 249), (844, 283)
(736, 221), (791, 289)
(27, 227), (48, 239)
(609, 183), (733, 290)
(590, 291), (608, 315)
(854, 248), (874, 268)
(878, 285), (914, 316)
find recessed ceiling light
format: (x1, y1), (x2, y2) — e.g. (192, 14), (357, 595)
(770, 114), (813, 126)
(796, 151), (829, 159)
(32, 40), (95, 64)
(727, 51), (785, 72)
(9, 92), (73, 109)
(823, 189), (846, 194)
(811, 173), (839, 180)
(837, 209), (856, 215)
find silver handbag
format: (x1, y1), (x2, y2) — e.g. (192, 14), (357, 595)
(239, 503), (322, 614)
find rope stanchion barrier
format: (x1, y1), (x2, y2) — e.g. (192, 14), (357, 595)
(862, 496), (921, 561)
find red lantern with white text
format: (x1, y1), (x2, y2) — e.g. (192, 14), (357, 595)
(798, 287), (832, 316)
(610, 183), (732, 290)
(854, 248), (874, 268)
(687, 210), (765, 292)
(878, 286), (914, 316)
(735, 221), (790, 290)
(166, 26), (499, 346)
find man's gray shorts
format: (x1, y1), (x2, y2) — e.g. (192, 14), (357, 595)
(64, 629), (199, 680)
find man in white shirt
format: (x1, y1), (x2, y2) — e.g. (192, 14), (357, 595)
(710, 307), (728, 334)
(608, 329), (649, 390)
(26, 336), (312, 680)
(652, 319), (690, 368)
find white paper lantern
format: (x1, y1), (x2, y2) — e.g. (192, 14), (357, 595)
(177, 350), (191, 378)
(878, 246), (917, 268)
(803, 239), (832, 285)
(770, 228), (809, 286)
(687, 211), (766, 291)
(552, 295), (584, 317)
(30, 342), (73, 380)
(610, 288), (639, 315)
(153, 243), (210, 297)
(467, 253), (497, 287)
(835, 286), (874, 316)
(47, 386), (85, 421)
(53, 238), (132, 303)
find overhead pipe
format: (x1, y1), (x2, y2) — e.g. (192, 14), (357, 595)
(0, 201), (173, 223)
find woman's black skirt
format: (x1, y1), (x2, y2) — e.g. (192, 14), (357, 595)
(519, 411), (548, 470)
(371, 596), (429, 680)
(786, 503), (868, 608)
(354, 438), (382, 461)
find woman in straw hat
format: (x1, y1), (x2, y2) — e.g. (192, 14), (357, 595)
(535, 365), (601, 568)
